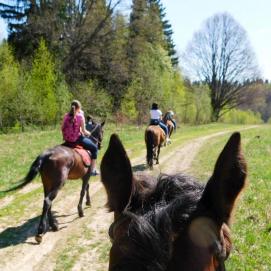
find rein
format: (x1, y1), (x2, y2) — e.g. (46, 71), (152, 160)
(89, 123), (99, 134)
(88, 124), (102, 145)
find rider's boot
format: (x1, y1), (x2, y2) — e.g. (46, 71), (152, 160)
(90, 159), (99, 176)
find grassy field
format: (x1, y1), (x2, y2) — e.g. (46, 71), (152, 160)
(0, 123), (267, 270)
(190, 126), (271, 271)
(0, 123), (246, 194)
(0, 124), (245, 227)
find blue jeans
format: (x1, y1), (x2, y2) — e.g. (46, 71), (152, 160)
(150, 119), (168, 136)
(171, 119), (177, 130)
(159, 121), (168, 136)
(77, 135), (98, 159)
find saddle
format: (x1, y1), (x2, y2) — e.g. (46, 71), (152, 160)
(150, 119), (160, 126)
(62, 142), (91, 167)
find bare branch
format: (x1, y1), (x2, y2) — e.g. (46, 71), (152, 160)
(182, 12), (260, 120)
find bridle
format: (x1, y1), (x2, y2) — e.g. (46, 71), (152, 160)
(88, 123), (102, 145)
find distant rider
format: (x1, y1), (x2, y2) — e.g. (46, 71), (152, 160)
(61, 100), (99, 175)
(150, 103), (170, 143)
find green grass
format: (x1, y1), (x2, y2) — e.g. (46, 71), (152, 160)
(0, 122), (246, 193)
(0, 123), (254, 229)
(190, 125), (271, 270)
(0, 122), (262, 270)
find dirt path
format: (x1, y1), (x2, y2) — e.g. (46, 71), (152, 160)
(0, 128), (255, 271)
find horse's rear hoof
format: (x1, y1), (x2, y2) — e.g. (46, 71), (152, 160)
(51, 224), (59, 232)
(35, 234), (43, 244)
(86, 201), (91, 207)
(78, 210), (84, 217)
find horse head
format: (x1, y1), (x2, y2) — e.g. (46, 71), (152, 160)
(101, 133), (247, 271)
(88, 120), (105, 150)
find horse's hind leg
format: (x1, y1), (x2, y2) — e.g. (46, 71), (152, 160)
(156, 146), (161, 164)
(35, 188), (60, 243)
(85, 183), (91, 206)
(48, 205), (58, 232)
(78, 170), (91, 217)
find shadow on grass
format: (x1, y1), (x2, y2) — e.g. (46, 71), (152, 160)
(0, 216), (40, 248)
(0, 209), (84, 248)
(132, 163), (148, 172)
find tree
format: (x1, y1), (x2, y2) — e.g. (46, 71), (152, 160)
(101, 13), (129, 111)
(183, 13), (259, 121)
(26, 40), (58, 126)
(149, 0), (178, 66)
(0, 0), (122, 83)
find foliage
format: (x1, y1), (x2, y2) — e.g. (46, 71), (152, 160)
(122, 45), (185, 124)
(73, 80), (113, 118)
(181, 82), (211, 124)
(149, 0), (178, 66)
(0, 42), (34, 131)
(0, 3), (265, 128)
(238, 80), (271, 122)
(26, 39), (58, 125)
(220, 109), (262, 124)
(101, 13), (129, 111)
(0, 42), (20, 130)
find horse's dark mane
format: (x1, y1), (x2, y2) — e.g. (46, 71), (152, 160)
(116, 174), (205, 271)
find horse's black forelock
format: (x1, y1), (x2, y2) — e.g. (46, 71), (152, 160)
(117, 174), (205, 270)
(119, 207), (172, 271)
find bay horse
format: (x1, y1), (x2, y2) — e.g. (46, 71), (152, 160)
(163, 111), (175, 138)
(5, 120), (105, 243)
(145, 125), (166, 169)
(101, 132), (247, 271)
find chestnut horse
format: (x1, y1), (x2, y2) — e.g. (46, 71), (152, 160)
(145, 125), (166, 169)
(163, 111), (175, 138)
(5, 121), (105, 243)
(101, 132), (247, 271)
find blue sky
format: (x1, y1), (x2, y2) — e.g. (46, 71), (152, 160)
(0, 0), (270, 79)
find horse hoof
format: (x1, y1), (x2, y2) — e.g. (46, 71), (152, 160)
(86, 201), (91, 207)
(78, 211), (84, 217)
(51, 224), (59, 232)
(35, 235), (43, 244)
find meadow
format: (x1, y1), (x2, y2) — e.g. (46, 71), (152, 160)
(190, 126), (271, 270)
(0, 123), (269, 270)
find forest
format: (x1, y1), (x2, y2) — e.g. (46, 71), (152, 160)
(0, 0), (269, 132)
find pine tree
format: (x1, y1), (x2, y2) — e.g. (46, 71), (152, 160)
(148, 0), (178, 66)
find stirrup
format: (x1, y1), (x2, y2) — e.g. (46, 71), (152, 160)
(90, 169), (100, 176)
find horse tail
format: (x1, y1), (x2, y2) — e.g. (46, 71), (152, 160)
(145, 129), (154, 168)
(3, 151), (52, 192)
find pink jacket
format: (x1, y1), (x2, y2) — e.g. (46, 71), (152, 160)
(61, 113), (83, 142)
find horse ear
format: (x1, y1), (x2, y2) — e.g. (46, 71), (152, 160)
(101, 120), (105, 127)
(200, 132), (247, 223)
(101, 134), (133, 214)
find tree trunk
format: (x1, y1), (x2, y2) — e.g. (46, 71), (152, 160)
(211, 107), (220, 122)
